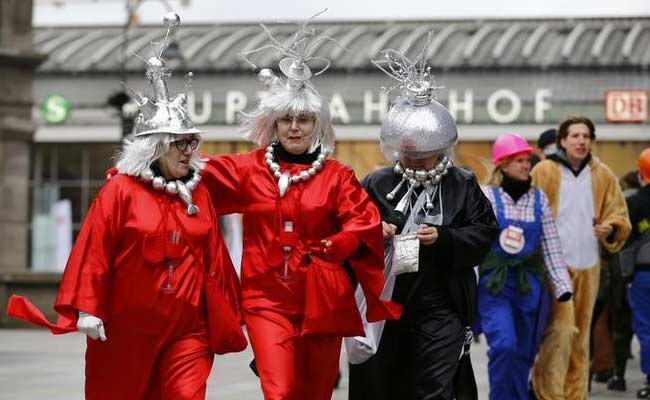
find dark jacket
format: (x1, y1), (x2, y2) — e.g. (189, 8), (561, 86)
(362, 165), (499, 326)
(350, 166), (497, 400)
(626, 185), (650, 241)
(625, 185), (650, 270)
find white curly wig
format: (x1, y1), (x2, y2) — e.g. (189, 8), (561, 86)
(115, 133), (204, 177)
(240, 81), (335, 155)
(237, 12), (343, 155)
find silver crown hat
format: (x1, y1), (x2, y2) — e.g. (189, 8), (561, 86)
(124, 12), (201, 137)
(238, 9), (345, 155)
(374, 32), (458, 162)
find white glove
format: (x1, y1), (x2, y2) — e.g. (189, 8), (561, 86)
(77, 311), (107, 341)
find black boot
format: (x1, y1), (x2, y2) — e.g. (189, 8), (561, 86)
(607, 375), (627, 391)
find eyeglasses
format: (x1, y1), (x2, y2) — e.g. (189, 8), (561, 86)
(172, 137), (200, 152)
(276, 114), (316, 126)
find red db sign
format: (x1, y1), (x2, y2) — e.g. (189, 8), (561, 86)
(605, 90), (648, 122)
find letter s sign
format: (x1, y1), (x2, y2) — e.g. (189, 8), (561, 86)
(42, 95), (71, 125)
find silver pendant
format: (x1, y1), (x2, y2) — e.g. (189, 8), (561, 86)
(386, 178), (405, 201)
(176, 181), (198, 215)
(278, 172), (290, 197)
(186, 204), (199, 215)
(395, 181), (416, 214)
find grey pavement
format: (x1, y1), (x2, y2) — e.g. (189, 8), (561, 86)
(0, 329), (645, 399)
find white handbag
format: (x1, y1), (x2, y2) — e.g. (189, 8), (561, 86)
(344, 243), (395, 364)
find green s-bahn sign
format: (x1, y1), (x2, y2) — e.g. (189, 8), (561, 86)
(42, 95), (71, 125)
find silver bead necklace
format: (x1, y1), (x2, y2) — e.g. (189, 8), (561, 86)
(387, 156), (453, 212)
(264, 144), (328, 197)
(139, 165), (203, 215)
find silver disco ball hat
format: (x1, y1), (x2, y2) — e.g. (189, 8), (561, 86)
(124, 12), (201, 137)
(374, 32), (457, 162)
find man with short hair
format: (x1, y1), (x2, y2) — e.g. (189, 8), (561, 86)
(530, 116), (631, 400)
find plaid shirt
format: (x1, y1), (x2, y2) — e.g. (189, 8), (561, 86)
(483, 186), (573, 299)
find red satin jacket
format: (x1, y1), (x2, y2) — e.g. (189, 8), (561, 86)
(8, 174), (242, 341)
(202, 149), (401, 336)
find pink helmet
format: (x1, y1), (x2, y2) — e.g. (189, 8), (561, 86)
(492, 133), (533, 164)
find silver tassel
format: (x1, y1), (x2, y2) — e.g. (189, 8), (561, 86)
(425, 189), (433, 210)
(177, 182), (199, 215)
(278, 172), (290, 197)
(386, 178), (406, 201)
(395, 181), (416, 214)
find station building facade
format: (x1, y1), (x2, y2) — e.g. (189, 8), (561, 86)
(31, 17), (650, 252)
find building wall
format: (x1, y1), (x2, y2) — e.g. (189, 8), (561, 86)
(0, 0), (51, 326)
(33, 69), (650, 128)
(0, 0), (43, 273)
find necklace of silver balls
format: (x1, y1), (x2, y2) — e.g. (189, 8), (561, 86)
(387, 156), (453, 210)
(264, 144), (329, 197)
(139, 166), (203, 215)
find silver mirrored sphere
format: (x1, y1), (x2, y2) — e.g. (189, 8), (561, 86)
(163, 12), (181, 28)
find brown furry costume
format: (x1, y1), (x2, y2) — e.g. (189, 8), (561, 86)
(531, 156), (630, 400)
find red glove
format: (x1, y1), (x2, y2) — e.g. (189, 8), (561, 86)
(308, 231), (361, 263)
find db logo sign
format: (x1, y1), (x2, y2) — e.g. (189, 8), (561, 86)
(605, 90), (648, 123)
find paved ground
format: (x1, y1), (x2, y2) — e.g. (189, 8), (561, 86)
(0, 328), (645, 399)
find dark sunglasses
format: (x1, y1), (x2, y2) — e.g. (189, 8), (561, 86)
(172, 137), (200, 151)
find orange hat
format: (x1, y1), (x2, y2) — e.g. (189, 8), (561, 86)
(638, 148), (650, 183)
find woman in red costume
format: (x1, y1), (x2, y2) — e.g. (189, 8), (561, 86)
(6, 14), (243, 400)
(201, 15), (401, 400)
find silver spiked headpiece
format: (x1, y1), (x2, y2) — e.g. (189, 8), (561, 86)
(238, 9), (344, 155)
(374, 32), (457, 162)
(124, 12), (201, 137)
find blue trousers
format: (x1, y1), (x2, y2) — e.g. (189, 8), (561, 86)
(479, 271), (542, 400)
(629, 271), (650, 375)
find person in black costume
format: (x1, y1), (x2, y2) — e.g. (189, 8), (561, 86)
(625, 148), (650, 398)
(346, 37), (498, 400)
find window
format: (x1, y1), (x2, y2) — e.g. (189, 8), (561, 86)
(30, 143), (115, 270)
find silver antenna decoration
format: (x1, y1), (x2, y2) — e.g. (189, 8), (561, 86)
(239, 9), (347, 81)
(371, 31), (442, 105)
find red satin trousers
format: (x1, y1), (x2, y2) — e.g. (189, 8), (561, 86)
(84, 330), (213, 399)
(245, 310), (341, 400)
